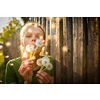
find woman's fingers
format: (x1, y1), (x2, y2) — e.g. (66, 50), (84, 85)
(36, 73), (46, 83)
(21, 67), (32, 77)
(37, 71), (51, 84)
(37, 71), (51, 83)
(39, 79), (43, 84)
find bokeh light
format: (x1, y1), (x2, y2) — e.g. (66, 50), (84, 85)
(28, 28), (32, 33)
(5, 42), (11, 47)
(5, 55), (9, 58)
(0, 80), (2, 83)
(10, 63), (14, 66)
(47, 35), (51, 40)
(0, 53), (3, 56)
(45, 52), (48, 55)
(40, 36), (43, 40)
(62, 46), (68, 52)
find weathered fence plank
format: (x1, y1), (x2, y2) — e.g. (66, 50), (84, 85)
(88, 17), (99, 84)
(65, 17), (73, 83)
(73, 17), (78, 83)
(45, 17), (50, 55)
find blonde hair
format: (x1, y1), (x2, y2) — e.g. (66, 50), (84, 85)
(19, 22), (45, 57)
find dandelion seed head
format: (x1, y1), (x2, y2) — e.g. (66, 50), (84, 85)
(37, 58), (42, 66)
(46, 63), (53, 70)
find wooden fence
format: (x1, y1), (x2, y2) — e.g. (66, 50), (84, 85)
(3, 17), (100, 84)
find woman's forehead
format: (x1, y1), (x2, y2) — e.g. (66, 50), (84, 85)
(24, 25), (44, 35)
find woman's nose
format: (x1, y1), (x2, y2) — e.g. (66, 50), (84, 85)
(31, 35), (36, 42)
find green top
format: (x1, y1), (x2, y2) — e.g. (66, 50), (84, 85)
(5, 55), (55, 84)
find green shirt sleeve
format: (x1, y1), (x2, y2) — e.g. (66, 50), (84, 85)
(49, 56), (55, 77)
(5, 61), (18, 83)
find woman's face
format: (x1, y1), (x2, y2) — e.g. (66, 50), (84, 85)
(22, 25), (45, 54)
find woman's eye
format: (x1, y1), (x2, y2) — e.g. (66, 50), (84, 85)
(36, 36), (40, 38)
(26, 35), (31, 37)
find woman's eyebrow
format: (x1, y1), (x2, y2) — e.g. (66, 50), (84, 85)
(36, 33), (42, 35)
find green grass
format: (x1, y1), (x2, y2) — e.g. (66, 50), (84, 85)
(0, 50), (6, 84)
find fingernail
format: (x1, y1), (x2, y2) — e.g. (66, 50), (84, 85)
(37, 71), (40, 73)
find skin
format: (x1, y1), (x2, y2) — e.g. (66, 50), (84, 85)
(9, 25), (54, 84)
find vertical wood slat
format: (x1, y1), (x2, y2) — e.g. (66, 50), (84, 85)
(73, 17), (78, 83)
(51, 17), (63, 83)
(73, 17), (84, 83)
(45, 18), (50, 55)
(82, 18), (88, 83)
(62, 17), (67, 83)
(88, 17), (99, 84)
(66, 17), (73, 83)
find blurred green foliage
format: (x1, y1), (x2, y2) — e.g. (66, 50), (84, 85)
(0, 17), (22, 42)
(0, 50), (6, 84)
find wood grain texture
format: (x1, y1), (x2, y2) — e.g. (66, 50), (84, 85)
(66, 17), (73, 83)
(88, 17), (99, 83)
(45, 18), (50, 55)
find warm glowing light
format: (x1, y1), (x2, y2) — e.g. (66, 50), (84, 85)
(0, 80), (2, 82)
(45, 52), (48, 55)
(40, 36), (43, 40)
(47, 35), (51, 40)
(31, 56), (36, 60)
(62, 46), (68, 52)
(0, 53), (3, 56)
(51, 22), (55, 29)
(42, 47), (45, 51)
(5, 42), (11, 47)
(0, 45), (3, 49)
(28, 28), (32, 33)
(10, 63), (14, 66)
(5, 55), (9, 58)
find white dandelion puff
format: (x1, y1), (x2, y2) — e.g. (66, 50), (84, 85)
(37, 58), (42, 66)
(26, 44), (35, 52)
(35, 39), (43, 47)
(42, 56), (50, 62)
(46, 63), (53, 70)
(42, 58), (50, 67)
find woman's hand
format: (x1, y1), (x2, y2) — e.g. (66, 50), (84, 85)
(36, 71), (51, 84)
(18, 59), (33, 84)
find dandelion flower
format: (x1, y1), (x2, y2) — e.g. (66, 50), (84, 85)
(37, 58), (42, 66)
(35, 39), (43, 47)
(26, 44), (35, 52)
(46, 63), (53, 70)
(42, 56), (50, 62)
(42, 58), (50, 67)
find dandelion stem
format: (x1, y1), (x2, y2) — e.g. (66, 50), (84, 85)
(33, 46), (38, 57)
(42, 67), (47, 71)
